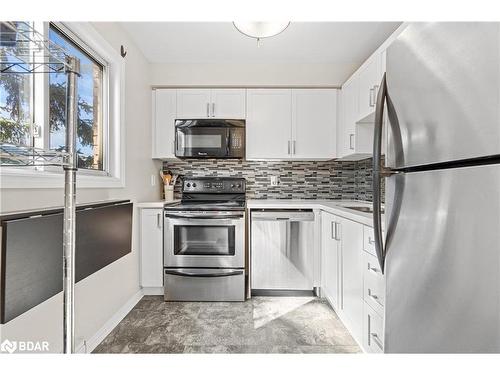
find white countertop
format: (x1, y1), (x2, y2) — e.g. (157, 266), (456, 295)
(246, 199), (383, 227)
(136, 198), (383, 227)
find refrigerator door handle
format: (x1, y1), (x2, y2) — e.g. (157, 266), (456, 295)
(372, 73), (396, 274)
(372, 73), (388, 272)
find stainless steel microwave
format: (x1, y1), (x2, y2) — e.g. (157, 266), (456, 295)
(174, 119), (245, 159)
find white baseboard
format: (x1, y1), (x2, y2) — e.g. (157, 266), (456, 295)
(141, 286), (164, 296)
(76, 290), (143, 353)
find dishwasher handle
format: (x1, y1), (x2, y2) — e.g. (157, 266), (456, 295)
(251, 210), (314, 222)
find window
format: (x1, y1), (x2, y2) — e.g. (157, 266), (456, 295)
(0, 22), (32, 147)
(0, 22), (107, 172)
(1, 22), (124, 189)
(48, 24), (105, 171)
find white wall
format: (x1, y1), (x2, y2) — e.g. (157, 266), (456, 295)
(0, 22), (160, 353)
(150, 62), (358, 87)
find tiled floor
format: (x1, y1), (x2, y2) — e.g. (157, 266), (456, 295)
(93, 296), (360, 354)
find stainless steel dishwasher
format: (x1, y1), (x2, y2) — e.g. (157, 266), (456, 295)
(251, 209), (315, 295)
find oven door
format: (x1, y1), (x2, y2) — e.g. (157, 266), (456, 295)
(164, 211), (245, 268)
(175, 126), (229, 158)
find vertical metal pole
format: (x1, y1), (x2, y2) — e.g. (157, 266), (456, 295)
(63, 56), (79, 354)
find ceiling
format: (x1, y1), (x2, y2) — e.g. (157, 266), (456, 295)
(121, 22), (401, 64)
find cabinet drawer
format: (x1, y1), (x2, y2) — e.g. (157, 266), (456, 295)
(363, 225), (377, 256)
(363, 303), (384, 353)
(363, 252), (385, 316)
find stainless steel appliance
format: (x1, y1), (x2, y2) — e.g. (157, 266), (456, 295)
(373, 23), (500, 353)
(164, 177), (246, 301)
(174, 119), (245, 159)
(251, 210), (315, 295)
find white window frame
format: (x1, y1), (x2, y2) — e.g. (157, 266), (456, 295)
(0, 22), (125, 189)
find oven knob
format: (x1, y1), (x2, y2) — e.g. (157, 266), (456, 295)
(192, 183), (197, 188)
(231, 184), (235, 188)
(236, 184), (241, 188)
(186, 183), (191, 188)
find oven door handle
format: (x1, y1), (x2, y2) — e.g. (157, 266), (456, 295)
(164, 213), (244, 220)
(164, 270), (244, 278)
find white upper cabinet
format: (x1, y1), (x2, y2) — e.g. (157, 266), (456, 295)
(357, 53), (382, 122)
(246, 89), (292, 159)
(338, 79), (358, 159)
(152, 89), (177, 159)
(177, 88), (246, 119)
(336, 24), (405, 161)
(210, 89), (246, 119)
(247, 89), (338, 160)
(176, 89), (212, 118)
(291, 89), (337, 160)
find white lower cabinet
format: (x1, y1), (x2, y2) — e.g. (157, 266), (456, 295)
(321, 211), (341, 311)
(363, 251), (385, 317)
(140, 208), (164, 289)
(363, 303), (384, 353)
(337, 216), (364, 345)
(320, 212), (385, 353)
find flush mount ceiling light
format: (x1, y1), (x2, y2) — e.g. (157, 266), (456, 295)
(233, 21), (290, 46)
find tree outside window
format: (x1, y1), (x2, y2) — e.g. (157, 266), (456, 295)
(0, 22), (105, 171)
(49, 25), (104, 170)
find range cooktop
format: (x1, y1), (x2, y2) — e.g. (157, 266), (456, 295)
(164, 200), (245, 211)
(164, 177), (246, 212)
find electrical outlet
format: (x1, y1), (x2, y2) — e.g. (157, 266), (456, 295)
(270, 176), (279, 186)
(151, 174), (156, 186)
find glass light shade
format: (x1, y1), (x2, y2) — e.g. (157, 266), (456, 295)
(233, 21), (290, 40)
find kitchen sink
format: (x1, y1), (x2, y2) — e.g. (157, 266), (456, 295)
(343, 206), (384, 214)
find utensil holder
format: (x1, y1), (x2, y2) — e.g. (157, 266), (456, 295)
(164, 185), (174, 202)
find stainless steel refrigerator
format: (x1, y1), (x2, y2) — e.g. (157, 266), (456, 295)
(372, 23), (500, 353)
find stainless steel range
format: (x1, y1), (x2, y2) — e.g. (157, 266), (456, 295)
(163, 177), (246, 301)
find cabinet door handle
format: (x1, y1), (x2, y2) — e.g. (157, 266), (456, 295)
(349, 134), (355, 150)
(212, 102), (215, 117)
(370, 333), (384, 350)
(373, 85), (379, 104)
(369, 87), (375, 107)
(368, 288), (383, 307)
(206, 103), (210, 117)
(292, 140), (296, 155)
(368, 236), (375, 245)
(334, 222), (341, 241)
(157, 213), (162, 229)
(288, 140), (291, 155)
(367, 262), (381, 274)
(331, 221), (335, 240)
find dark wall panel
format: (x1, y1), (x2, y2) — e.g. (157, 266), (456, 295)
(75, 203), (133, 282)
(0, 201), (133, 323)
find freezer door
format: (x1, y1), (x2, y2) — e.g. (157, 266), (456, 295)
(384, 164), (500, 353)
(386, 23), (500, 169)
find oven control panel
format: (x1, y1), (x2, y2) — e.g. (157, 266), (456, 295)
(182, 178), (246, 193)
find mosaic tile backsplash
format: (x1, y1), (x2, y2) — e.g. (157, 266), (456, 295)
(162, 158), (384, 202)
